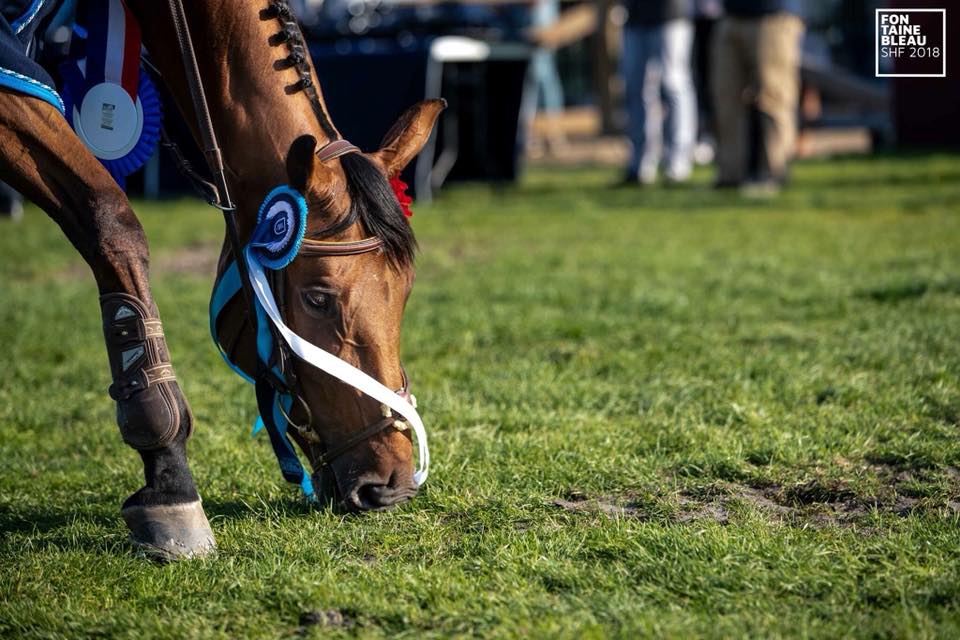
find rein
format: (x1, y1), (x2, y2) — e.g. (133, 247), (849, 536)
(167, 0), (428, 498)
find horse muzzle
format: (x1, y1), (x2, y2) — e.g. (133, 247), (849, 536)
(314, 462), (419, 512)
(342, 472), (419, 511)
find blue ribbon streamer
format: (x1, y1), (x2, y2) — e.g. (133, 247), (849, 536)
(209, 185), (315, 499)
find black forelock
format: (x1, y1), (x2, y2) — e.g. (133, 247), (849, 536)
(338, 152), (417, 268)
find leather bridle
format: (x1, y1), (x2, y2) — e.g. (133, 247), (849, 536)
(165, 0), (417, 482)
(267, 207), (417, 476)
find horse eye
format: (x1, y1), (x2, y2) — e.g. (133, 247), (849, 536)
(303, 290), (334, 313)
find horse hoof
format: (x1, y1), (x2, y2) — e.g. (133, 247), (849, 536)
(121, 500), (217, 562)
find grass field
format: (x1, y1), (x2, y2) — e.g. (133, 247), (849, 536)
(1, 154), (959, 638)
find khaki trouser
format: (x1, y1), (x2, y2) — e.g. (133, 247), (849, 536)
(710, 13), (805, 184)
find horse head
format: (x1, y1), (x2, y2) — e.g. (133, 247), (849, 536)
(215, 99), (444, 511)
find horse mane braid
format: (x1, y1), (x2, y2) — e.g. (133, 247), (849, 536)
(262, 2), (416, 267)
(262, 1), (338, 140)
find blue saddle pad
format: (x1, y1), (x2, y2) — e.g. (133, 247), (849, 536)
(0, 0), (65, 112)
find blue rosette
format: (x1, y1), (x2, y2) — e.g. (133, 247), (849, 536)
(249, 185), (309, 270)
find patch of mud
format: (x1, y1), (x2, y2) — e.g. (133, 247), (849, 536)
(695, 478), (935, 527)
(551, 467), (960, 529)
(676, 495), (730, 525)
(781, 479), (856, 505)
(725, 485), (793, 515)
(513, 519), (534, 532)
(677, 484), (794, 525)
(551, 490), (646, 518)
(299, 609), (354, 631)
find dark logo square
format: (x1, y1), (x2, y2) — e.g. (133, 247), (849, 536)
(876, 9), (946, 77)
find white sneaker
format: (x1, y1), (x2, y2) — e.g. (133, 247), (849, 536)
(639, 164), (658, 186)
(665, 165), (692, 184)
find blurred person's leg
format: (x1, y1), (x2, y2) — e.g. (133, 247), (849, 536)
(535, 50), (565, 114)
(661, 18), (697, 183)
(0, 181), (23, 220)
(711, 18), (748, 187)
(693, 14), (720, 165)
(526, 48), (568, 156)
(529, 0), (567, 155)
(755, 13), (804, 185)
(623, 25), (662, 184)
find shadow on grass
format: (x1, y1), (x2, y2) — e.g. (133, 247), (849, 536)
(796, 152), (960, 189)
(0, 501), (118, 536)
(459, 153), (960, 217)
(856, 277), (960, 304)
(1, 491), (344, 536)
(0, 495), (349, 559)
(202, 492), (351, 522)
(203, 497), (315, 520)
(0, 501), (128, 555)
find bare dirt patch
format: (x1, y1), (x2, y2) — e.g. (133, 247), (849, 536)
(298, 609), (354, 631)
(676, 495), (730, 525)
(724, 485), (793, 515)
(685, 478), (936, 528)
(552, 467), (960, 528)
(551, 490), (646, 517)
(781, 478), (856, 505)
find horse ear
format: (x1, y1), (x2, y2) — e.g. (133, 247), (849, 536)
(371, 99), (446, 178)
(286, 134), (320, 191)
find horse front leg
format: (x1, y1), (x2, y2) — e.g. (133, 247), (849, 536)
(0, 91), (215, 560)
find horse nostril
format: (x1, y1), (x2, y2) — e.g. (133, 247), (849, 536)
(346, 478), (418, 512)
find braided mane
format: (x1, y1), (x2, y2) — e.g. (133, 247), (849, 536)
(261, 1), (337, 139)
(261, 1), (416, 267)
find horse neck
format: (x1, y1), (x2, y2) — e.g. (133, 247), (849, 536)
(133, 0), (338, 225)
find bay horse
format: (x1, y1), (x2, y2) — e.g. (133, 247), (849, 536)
(0, 0), (443, 559)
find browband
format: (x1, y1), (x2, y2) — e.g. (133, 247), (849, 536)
(300, 236), (384, 256)
(315, 139), (360, 163)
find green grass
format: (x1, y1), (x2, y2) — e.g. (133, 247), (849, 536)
(1, 154), (959, 638)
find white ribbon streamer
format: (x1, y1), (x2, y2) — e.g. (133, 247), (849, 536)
(245, 251), (429, 486)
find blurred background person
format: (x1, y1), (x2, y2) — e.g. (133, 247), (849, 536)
(711, 0), (805, 193)
(620, 0), (697, 186)
(0, 182), (23, 221)
(527, 0), (569, 156)
(691, 0), (724, 166)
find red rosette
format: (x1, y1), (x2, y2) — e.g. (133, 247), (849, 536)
(390, 176), (414, 218)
